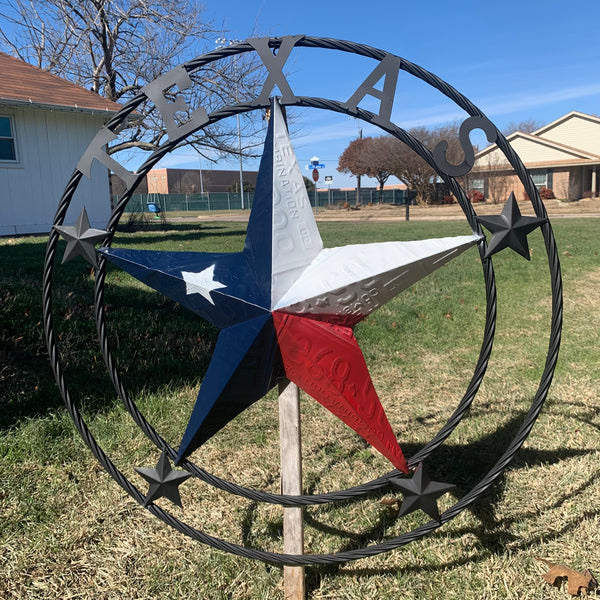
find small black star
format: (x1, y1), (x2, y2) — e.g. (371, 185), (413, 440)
(135, 451), (191, 508)
(390, 463), (455, 523)
(476, 192), (546, 260)
(53, 207), (108, 267)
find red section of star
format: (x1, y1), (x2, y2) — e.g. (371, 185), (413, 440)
(273, 311), (409, 474)
(276, 307), (366, 328)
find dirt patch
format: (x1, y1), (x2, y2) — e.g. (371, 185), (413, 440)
(314, 197), (600, 222)
(186, 197), (600, 224)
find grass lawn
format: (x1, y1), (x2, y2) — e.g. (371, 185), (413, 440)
(1, 218), (599, 599)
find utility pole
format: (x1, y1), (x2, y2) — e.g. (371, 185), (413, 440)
(216, 37), (245, 209)
(356, 126), (362, 206)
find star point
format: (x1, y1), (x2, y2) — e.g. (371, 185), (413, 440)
(390, 463), (455, 522)
(53, 207), (108, 267)
(135, 451), (191, 508)
(476, 192), (546, 260)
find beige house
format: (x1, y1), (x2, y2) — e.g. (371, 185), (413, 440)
(472, 111), (600, 201)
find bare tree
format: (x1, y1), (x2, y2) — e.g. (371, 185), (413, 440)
(483, 156), (514, 203)
(338, 125), (472, 206)
(337, 136), (370, 205)
(339, 118), (490, 206)
(0, 0), (263, 158)
(338, 135), (405, 204)
(363, 136), (396, 203)
(389, 124), (475, 205)
(502, 119), (543, 135)
(387, 130), (435, 204)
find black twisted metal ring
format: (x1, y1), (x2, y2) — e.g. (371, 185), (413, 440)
(43, 36), (562, 565)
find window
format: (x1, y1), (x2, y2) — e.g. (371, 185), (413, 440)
(470, 177), (484, 192)
(529, 169), (553, 190)
(0, 116), (17, 161)
(530, 169), (547, 188)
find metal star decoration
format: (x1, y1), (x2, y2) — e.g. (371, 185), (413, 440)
(53, 207), (108, 267)
(476, 192), (546, 260)
(134, 451), (191, 507)
(390, 463), (455, 522)
(100, 98), (482, 474)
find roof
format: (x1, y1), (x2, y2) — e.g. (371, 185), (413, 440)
(0, 51), (122, 115)
(476, 130), (600, 161)
(531, 110), (600, 137)
(474, 111), (600, 169)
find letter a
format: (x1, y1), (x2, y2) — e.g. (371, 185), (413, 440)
(345, 54), (401, 123)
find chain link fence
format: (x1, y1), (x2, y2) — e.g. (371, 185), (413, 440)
(116, 188), (415, 213)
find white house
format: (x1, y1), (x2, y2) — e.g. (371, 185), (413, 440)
(472, 111), (600, 202)
(0, 52), (122, 236)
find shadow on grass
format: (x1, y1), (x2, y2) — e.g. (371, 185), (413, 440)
(313, 484), (598, 590)
(234, 412), (598, 591)
(0, 222), (254, 429)
(306, 469), (600, 585)
(113, 222), (247, 248)
(1, 297), (219, 429)
(0, 231), (224, 429)
(543, 399), (600, 433)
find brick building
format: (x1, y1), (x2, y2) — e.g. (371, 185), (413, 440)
(147, 168), (259, 194)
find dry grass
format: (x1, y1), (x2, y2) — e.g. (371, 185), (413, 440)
(181, 197), (600, 225)
(1, 221), (599, 599)
(325, 197), (600, 220)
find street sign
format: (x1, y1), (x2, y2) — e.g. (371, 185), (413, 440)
(324, 176), (333, 183)
(305, 164), (325, 169)
(312, 169), (319, 182)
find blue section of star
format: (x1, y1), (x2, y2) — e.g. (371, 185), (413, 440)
(101, 101), (282, 463)
(177, 313), (282, 461)
(98, 248), (270, 329)
(243, 111), (274, 297)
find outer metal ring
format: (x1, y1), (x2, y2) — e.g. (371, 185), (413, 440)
(43, 36), (562, 565)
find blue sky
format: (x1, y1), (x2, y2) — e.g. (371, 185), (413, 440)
(161, 0), (600, 188)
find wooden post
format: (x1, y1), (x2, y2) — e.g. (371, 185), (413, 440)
(278, 379), (305, 600)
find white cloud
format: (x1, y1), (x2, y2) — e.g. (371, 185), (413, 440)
(478, 83), (600, 116)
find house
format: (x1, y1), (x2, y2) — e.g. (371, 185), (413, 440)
(0, 52), (122, 235)
(472, 111), (600, 202)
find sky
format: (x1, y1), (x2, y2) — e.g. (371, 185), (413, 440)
(130, 0), (600, 188)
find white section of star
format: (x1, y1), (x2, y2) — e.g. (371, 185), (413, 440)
(264, 102), (482, 318)
(182, 265), (226, 305)
(273, 234), (482, 317)
(270, 103), (323, 306)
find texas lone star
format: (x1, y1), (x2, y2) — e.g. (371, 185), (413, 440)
(99, 99), (482, 473)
